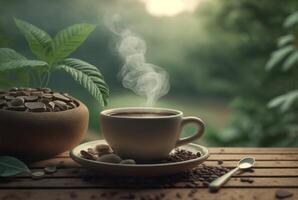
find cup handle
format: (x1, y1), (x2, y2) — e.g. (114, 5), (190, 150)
(175, 117), (205, 147)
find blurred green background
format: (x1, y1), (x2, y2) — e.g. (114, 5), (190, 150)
(0, 0), (297, 146)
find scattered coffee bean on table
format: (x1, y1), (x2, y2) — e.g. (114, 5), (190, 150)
(31, 171), (45, 180)
(240, 178), (254, 183)
(44, 165), (57, 174)
(275, 190), (294, 199)
(79, 163), (230, 189)
(217, 160), (223, 165)
(0, 87), (79, 112)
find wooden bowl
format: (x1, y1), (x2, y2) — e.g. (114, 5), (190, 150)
(0, 100), (89, 160)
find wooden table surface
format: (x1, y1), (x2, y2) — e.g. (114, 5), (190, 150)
(1, 148), (298, 200)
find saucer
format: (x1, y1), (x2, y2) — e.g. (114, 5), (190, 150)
(70, 140), (209, 177)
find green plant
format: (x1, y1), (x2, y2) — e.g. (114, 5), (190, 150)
(0, 18), (109, 106)
(0, 156), (30, 177)
(266, 11), (298, 112)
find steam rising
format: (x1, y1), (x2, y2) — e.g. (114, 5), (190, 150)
(105, 14), (170, 106)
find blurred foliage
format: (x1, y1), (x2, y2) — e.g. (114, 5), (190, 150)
(267, 12), (298, 112)
(0, 0), (297, 146)
(203, 1), (298, 146)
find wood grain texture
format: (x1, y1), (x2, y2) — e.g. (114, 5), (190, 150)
(14, 168), (298, 178)
(1, 148), (298, 200)
(0, 177), (297, 188)
(0, 188), (297, 200)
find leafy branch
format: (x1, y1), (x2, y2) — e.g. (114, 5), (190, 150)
(266, 12), (298, 112)
(0, 18), (109, 106)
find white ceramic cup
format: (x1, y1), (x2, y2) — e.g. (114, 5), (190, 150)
(100, 107), (205, 161)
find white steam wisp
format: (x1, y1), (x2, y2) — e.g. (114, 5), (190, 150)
(105, 14), (170, 106)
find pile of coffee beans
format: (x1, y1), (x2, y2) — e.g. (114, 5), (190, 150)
(162, 149), (201, 163)
(0, 87), (79, 112)
(80, 144), (136, 164)
(79, 163), (230, 189)
(80, 144), (202, 165)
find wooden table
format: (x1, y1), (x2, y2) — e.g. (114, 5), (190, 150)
(1, 148), (297, 200)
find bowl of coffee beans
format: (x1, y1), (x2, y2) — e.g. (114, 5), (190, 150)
(0, 87), (89, 160)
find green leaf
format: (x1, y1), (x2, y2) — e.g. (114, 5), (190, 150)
(265, 45), (295, 70)
(50, 24), (96, 63)
(57, 58), (109, 106)
(282, 51), (298, 71)
(0, 60), (48, 71)
(0, 48), (26, 63)
(0, 156), (30, 177)
(268, 90), (298, 112)
(284, 11), (298, 28)
(277, 35), (295, 47)
(14, 18), (52, 60)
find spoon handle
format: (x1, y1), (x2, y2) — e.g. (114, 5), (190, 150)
(209, 167), (239, 192)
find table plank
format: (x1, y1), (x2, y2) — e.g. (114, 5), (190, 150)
(14, 168), (298, 178)
(208, 154), (298, 161)
(28, 159), (298, 168)
(0, 188), (297, 200)
(208, 148), (298, 154)
(0, 177), (297, 188)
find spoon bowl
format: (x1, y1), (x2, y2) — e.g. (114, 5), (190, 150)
(238, 157), (255, 170)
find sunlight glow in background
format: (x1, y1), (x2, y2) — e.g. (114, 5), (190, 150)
(139, 0), (202, 17)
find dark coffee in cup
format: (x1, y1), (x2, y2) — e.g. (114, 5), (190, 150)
(109, 112), (175, 118)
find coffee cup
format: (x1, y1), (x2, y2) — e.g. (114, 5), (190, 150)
(100, 107), (205, 161)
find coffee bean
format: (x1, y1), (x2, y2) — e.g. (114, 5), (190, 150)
(275, 190), (293, 199)
(70, 191), (78, 198)
(31, 91), (43, 97)
(44, 166), (57, 174)
(10, 87), (18, 91)
(176, 193), (182, 198)
(4, 95), (15, 101)
(53, 100), (67, 110)
(11, 97), (25, 106)
(217, 160), (223, 165)
(7, 105), (26, 111)
(202, 181), (209, 186)
(54, 107), (61, 112)
(8, 91), (17, 97)
(87, 148), (97, 155)
(95, 144), (113, 156)
(211, 174), (218, 179)
(25, 102), (46, 112)
(0, 99), (6, 107)
(81, 150), (97, 160)
(240, 178), (254, 183)
(42, 93), (53, 99)
(32, 171), (45, 180)
(40, 98), (51, 104)
(120, 159), (136, 164)
(97, 154), (122, 163)
(41, 88), (51, 93)
(53, 93), (70, 102)
(68, 102), (77, 109)
(48, 102), (56, 110)
(23, 95), (39, 102)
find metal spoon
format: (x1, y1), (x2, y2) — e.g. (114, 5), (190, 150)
(209, 157), (255, 192)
